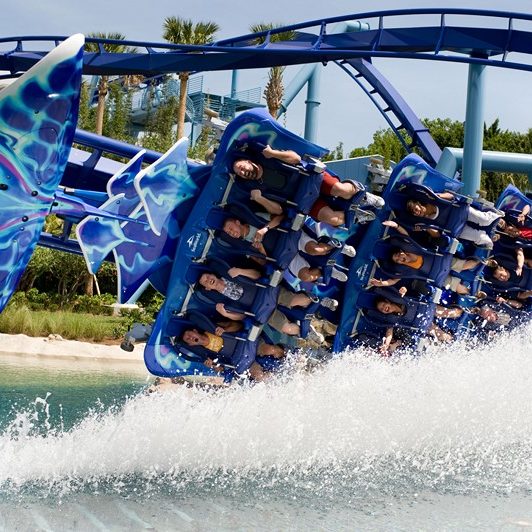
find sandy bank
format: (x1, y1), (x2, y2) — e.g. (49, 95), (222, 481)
(0, 333), (149, 374)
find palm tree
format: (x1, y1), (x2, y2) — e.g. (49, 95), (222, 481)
(84, 32), (131, 135)
(249, 23), (295, 118)
(162, 17), (219, 140)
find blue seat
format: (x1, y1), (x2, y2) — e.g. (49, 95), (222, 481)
(188, 257), (280, 325)
(227, 139), (322, 214)
(143, 315), (230, 380)
(315, 169), (373, 227)
(372, 235), (454, 286)
(297, 224), (347, 267)
(206, 203), (301, 269)
(355, 287), (436, 331)
(483, 254), (532, 292)
(386, 182), (471, 237)
(494, 213), (532, 251)
(179, 310), (259, 375)
(385, 153), (464, 193)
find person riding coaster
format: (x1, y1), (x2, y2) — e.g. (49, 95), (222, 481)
(370, 237), (481, 296)
(231, 142), (384, 227)
(181, 321), (285, 382)
(404, 192), (504, 249)
(483, 256), (532, 289)
(287, 253), (348, 284)
(496, 204), (531, 242)
(298, 230), (357, 259)
(197, 268), (331, 343)
(198, 268), (338, 312)
(371, 295), (447, 350)
(220, 213), (299, 269)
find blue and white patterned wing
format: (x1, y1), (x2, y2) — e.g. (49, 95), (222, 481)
(75, 193), (144, 275)
(106, 149), (146, 216)
(134, 138), (197, 236)
(0, 34), (84, 311)
(114, 210), (179, 303)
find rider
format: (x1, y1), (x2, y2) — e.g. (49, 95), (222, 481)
(233, 144), (384, 226)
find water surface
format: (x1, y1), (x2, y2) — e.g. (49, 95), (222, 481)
(1, 328), (531, 530)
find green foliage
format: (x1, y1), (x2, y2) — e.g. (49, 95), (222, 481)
(0, 306), (127, 341)
(348, 118), (531, 201)
(78, 81), (96, 131)
(248, 23), (295, 45)
(349, 128), (408, 166)
(423, 118), (464, 149)
(162, 17), (220, 139)
(248, 23), (295, 118)
(323, 142), (344, 162)
(3, 288), (158, 341)
(162, 18), (219, 46)
(188, 126), (216, 161)
(84, 32), (129, 53)
(20, 248), (117, 302)
(103, 83), (135, 143)
(71, 294), (116, 315)
(140, 90), (180, 152)
(137, 288), (164, 318)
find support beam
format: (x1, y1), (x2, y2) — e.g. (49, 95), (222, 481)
(304, 66), (321, 143)
(436, 147), (532, 190)
(230, 70), (239, 98)
(461, 62), (487, 196)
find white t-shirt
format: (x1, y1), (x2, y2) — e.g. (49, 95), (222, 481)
(288, 253), (310, 277)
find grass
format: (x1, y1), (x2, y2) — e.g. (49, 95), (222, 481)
(0, 306), (129, 342)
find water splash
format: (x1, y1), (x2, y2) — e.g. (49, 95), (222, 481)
(1, 324), (531, 501)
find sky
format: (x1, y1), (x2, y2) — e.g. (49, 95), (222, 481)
(2, 0), (532, 153)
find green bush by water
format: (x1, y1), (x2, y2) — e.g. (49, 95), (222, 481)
(0, 289), (163, 342)
(0, 306), (128, 341)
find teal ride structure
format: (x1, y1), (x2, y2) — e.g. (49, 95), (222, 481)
(1, 9), (532, 382)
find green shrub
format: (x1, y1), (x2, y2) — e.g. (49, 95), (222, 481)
(0, 307), (128, 341)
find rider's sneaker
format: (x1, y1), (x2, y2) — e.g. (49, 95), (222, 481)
(341, 245), (356, 258)
(331, 269), (348, 282)
(360, 192), (385, 209)
(307, 324), (325, 344)
(354, 209), (376, 225)
(320, 297), (339, 311)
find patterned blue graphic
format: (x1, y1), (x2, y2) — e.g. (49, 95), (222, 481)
(0, 35), (84, 311)
(135, 138), (197, 236)
(77, 144), (188, 303)
(106, 149), (145, 215)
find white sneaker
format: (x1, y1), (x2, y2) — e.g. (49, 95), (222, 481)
(331, 269), (348, 282)
(361, 192), (385, 209)
(320, 297), (338, 311)
(341, 245), (356, 258)
(307, 324), (325, 344)
(354, 209), (376, 225)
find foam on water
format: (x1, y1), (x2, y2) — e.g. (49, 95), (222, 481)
(1, 324), (531, 501)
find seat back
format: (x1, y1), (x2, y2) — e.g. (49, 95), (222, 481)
(387, 183), (469, 236)
(373, 235), (452, 285)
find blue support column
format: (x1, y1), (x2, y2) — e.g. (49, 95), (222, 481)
(304, 65), (321, 143)
(462, 63), (487, 196)
(231, 70), (239, 98)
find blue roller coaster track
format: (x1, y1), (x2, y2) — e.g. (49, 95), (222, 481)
(1, 8), (532, 166)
